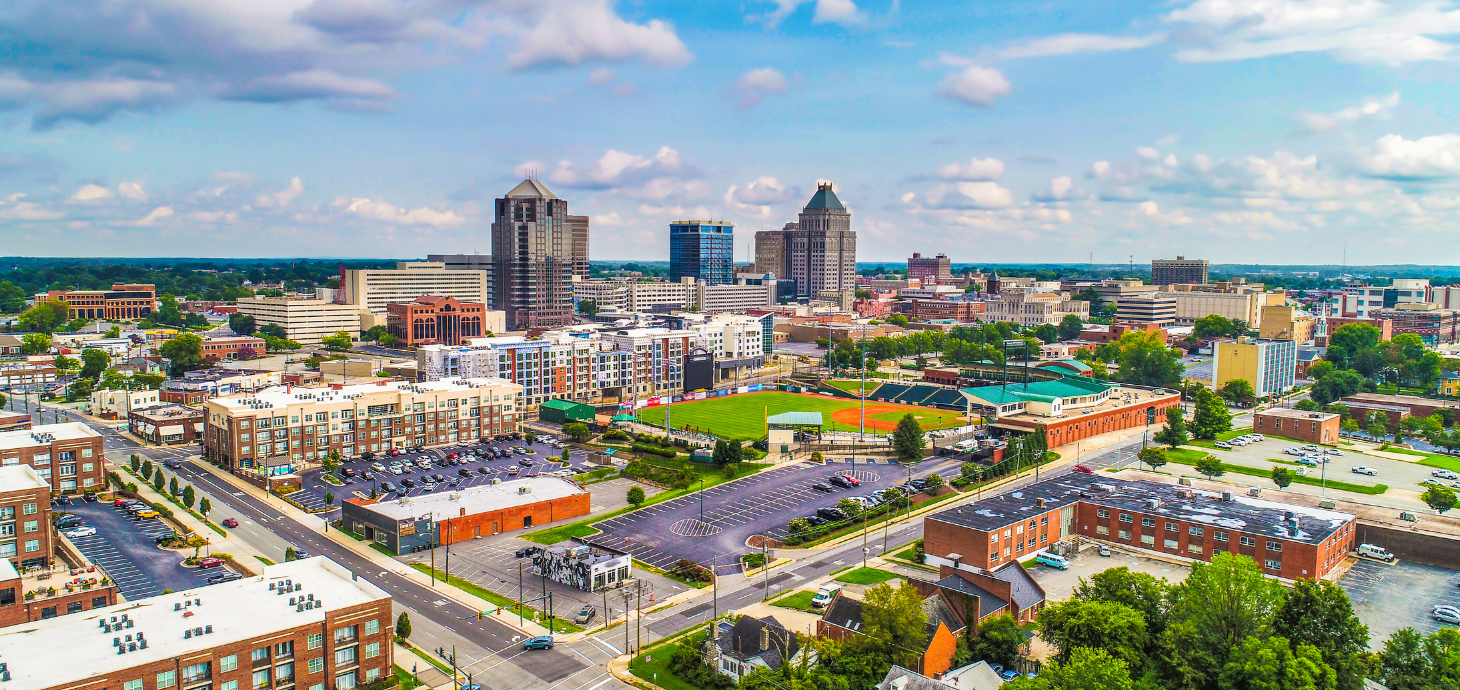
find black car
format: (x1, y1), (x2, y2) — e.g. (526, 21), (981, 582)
(380, 482), (398, 493)
(400, 478), (417, 488)
(340, 467), (357, 478)
(828, 476), (853, 489)
(458, 468), (473, 478)
(477, 466), (492, 475)
(810, 483), (834, 493)
(361, 451), (376, 460)
(515, 546), (540, 558)
(817, 507), (847, 521)
(54, 496), (72, 505)
(164, 459), (184, 469)
(432, 473), (446, 483)
(361, 470), (375, 480)
(55, 515), (83, 528)
(207, 571), (243, 584)
(803, 515), (827, 526)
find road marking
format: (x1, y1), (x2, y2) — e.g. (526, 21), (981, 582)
(589, 637), (621, 655)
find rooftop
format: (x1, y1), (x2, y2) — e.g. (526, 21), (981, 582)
(804, 184), (846, 211)
(927, 474), (1354, 545)
(352, 476), (584, 521)
(0, 557), (389, 690)
(0, 464), (49, 492)
(130, 405), (204, 422)
(0, 422), (101, 452)
(1257, 407), (1339, 421)
(209, 377), (518, 412)
(505, 178), (558, 200)
(960, 375), (1116, 406)
(1343, 392), (1460, 410)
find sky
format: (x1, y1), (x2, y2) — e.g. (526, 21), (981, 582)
(0, 0), (1459, 265)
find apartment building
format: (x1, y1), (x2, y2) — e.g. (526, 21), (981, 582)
(907, 252), (952, 285)
(1372, 303), (1460, 346)
(1212, 337), (1297, 397)
(924, 474), (1356, 581)
(491, 179), (575, 330)
(417, 335), (633, 407)
(571, 277), (775, 314)
(46, 284), (155, 320)
(1150, 256), (1209, 286)
(0, 465), (52, 571)
(130, 405), (206, 445)
(90, 388), (162, 419)
(981, 290), (1089, 327)
(236, 298), (363, 346)
(0, 557), (394, 690)
(201, 336), (267, 361)
(0, 423), (105, 493)
(203, 378), (523, 476)
(342, 262), (491, 317)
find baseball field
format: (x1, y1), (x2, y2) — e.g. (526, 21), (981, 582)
(632, 390), (968, 441)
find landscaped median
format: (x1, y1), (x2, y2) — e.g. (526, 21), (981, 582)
(1161, 447), (1389, 495)
(407, 563), (583, 634)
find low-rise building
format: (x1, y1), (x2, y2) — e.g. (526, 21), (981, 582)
(1212, 337), (1297, 398)
(0, 464), (120, 624)
(1338, 392), (1460, 424)
(340, 477), (589, 554)
(46, 284), (155, 320)
(0, 465), (54, 571)
(531, 543), (632, 591)
(709, 615), (808, 683)
(0, 556), (394, 690)
(235, 297), (363, 346)
(0, 335), (25, 357)
(1372, 303), (1460, 346)
(0, 413), (30, 432)
(385, 295), (500, 348)
(0, 423), (105, 493)
(129, 405), (206, 445)
(982, 290), (1089, 328)
(1259, 305), (1316, 342)
(163, 368), (281, 404)
(818, 585), (968, 677)
(1253, 408), (1339, 445)
(1115, 296), (1178, 326)
(90, 388), (162, 419)
(905, 299), (985, 322)
(959, 377), (1180, 448)
(0, 363), (56, 392)
(200, 335), (267, 361)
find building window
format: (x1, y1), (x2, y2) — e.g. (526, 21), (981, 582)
(1119, 513), (1132, 523)
(308, 659), (323, 675)
(126, 681), (143, 690)
(184, 663), (212, 686)
(335, 625), (358, 644)
(1119, 529), (1131, 540)
(364, 619), (380, 635)
(24, 540), (38, 552)
(335, 647), (357, 666)
(253, 648), (270, 664)
(1164, 539), (1179, 549)
(1189, 526), (1204, 536)
(223, 682), (238, 690)
(989, 553), (998, 563)
(1141, 517), (1155, 527)
(1240, 536), (1256, 547)
(1140, 534), (1155, 545)
(1215, 531), (1229, 542)
(307, 634), (323, 650)
(1166, 522), (1178, 531)
(1267, 542), (1283, 552)
(158, 671), (177, 689)
(252, 670), (270, 690)
(1097, 509), (1109, 518)
(364, 643), (380, 659)
(276, 641), (294, 659)
(1096, 525), (1110, 535)
(222, 656), (238, 672)
(335, 673), (356, 690)
(1265, 560), (1282, 570)
(1188, 544), (1203, 555)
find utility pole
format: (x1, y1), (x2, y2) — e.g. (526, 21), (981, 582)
(711, 555), (718, 621)
(761, 540), (769, 600)
(636, 579), (643, 652)
(518, 562), (524, 626)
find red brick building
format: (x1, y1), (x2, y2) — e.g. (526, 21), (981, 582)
(0, 423), (106, 494)
(960, 378), (1180, 448)
(0, 465), (54, 572)
(1254, 408), (1340, 445)
(1340, 392), (1460, 424)
(46, 284), (155, 320)
(129, 405), (206, 445)
(924, 474), (1356, 581)
(386, 295), (488, 347)
(200, 336), (266, 361)
(905, 299), (985, 322)
(341, 476), (589, 554)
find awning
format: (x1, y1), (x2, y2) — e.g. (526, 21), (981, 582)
(160, 425), (184, 435)
(989, 422), (1035, 433)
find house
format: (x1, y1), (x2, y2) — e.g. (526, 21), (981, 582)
(0, 334), (25, 356)
(817, 590), (966, 678)
(877, 662), (1006, 690)
(911, 561), (1048, 627)
(1440, 371), (1460, 397)
(709, 615), (807, 682)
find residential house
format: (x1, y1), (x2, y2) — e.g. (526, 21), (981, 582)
(709, 615), (808, 682)
(817, 589), (966, 678)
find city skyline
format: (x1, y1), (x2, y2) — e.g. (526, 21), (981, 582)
(0, 0), (1458, 264)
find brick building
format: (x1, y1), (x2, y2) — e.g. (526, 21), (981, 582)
(0, 557), (394, 690)
(1254, 408), (1339, 445)
(0, 465), (53, 571)
(0, 464), (120, 625)
(904, 299), (985, 322)
(46, 284), (155, 320)
(1372, 305), (1460, 346)
(817, 589), (965, 678)
(1078, 322), (1167, 345)
(924, 474), (1356, 581)
(0, 363), (57, 392)
(0, 413), (30, 432)
(0, 423), (106, 493)
(129, 406), (206, 445)
(1339, 392), (1460, 424)
(959, 378), (1180, 448)
(386, 295), (489, 347)
(200, 336), (267, 361)
(340, 477), (589, 554)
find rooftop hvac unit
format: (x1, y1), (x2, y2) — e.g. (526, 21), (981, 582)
(490, 478), (502, 485)
(518, 485), (533, 495)
(1221, 491), (1233, 502)
(1146, 499), (1160, 509)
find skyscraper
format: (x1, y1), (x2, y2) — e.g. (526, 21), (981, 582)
(491, 178), (574, 330)
(754, 225), (792, 277)
(567, 215), (590, 279)
(751, 182), (856, 297)
(1151, 256), (1209, 286)
(669, 220), (734, 286)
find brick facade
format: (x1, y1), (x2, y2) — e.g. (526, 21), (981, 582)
(1253, 409), (1339, 445)
(0, 424), (106, 493)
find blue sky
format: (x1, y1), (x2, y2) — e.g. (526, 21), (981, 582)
(1, 0), (1458, 264)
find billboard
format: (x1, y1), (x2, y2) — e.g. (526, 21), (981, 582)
(683, 348), (714, 392)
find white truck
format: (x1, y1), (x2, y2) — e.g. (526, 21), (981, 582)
(811, 583), (842, 608)
(1355, 543), (1395, 563)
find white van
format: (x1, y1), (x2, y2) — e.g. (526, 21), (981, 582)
(810, 583), (842, 608)
(1356, 543), (1395, 563)
(1035, 552), (1070, 570)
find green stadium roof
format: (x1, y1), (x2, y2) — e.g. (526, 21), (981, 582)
(766, 411), (824, 426)
(611, 413), (637, 421)
(960, 376), (1115, 406)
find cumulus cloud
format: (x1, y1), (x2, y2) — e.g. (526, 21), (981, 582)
(746, 0), (868, 28)
(256, 178), (306, 208)
(130, 206), (175, 227)
(725, 176), (802, 216)
(1365, 133), (1460, 178)
(1032, 176), (1087, 202)
(935, 66), (1012, 107)
(338, 197), (468, 226)
(1298, 92), (1400, 132)
(1162, 0), (1460, 65)
(935, 157), (1004, 181)
(117, 182), (148, 202)
(925, 181), (1016, 209)
(0, 193), (63, 221)
(544, 146), (703, 202)
(505, 0), (692, 68)
(731, 68), (790, 109)
(70, 184), (114, 202)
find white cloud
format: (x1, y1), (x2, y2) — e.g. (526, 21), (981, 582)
(117, 181), (147, 202)
(731, 68), (790, 109)
(1298, 92), (1400, 132)
(255, 177), (305, 208)
(1163, 0), (1460, 65)
(504, 0), (692, 69)
(1365, 133), (1460, 178)
(130, 206), (175, 227)
(340, 198), (467, 226)
(935, 157), (1004, 181)
(587, 68), (616, 86)
(993, 33), (1167, 59)
(935, 66), (1012, 107)
(221, 70), (398, 104)
(546, 146), (699, 197)
(0, 193), (62, 221)
(746, 0), (867, 28)
(925, 181), (1016, 209)
(725, 176), (802, 216)
(70, 183), (114, 202)
(1032, 176), (1087, 202)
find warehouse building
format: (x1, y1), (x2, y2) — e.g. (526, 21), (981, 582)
(340, 477), (590, 554)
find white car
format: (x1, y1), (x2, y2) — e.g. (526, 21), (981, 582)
(63, 526), (97, 538)
(1284, 448), (1303, 456)
(1434, 469), (1460, 480)
(1214, 441), (1232, 449)
(1324, 449), (1343, 457)
(1352, 466), (1380, 476)
(1250, 434), (1265, 441)
(370, 462), (386, 472)
(1435, 607), (1460, 625)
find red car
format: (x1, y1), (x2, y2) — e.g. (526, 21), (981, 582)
(840, 474), (860, 486)
(113, 498), (129, 506)
(447, 453), (459, 460)
(389, 448), (402, 456)
(197, 557), (225, 569)
(1073, 465), (1094, 474)
(221, 518), (239, 528)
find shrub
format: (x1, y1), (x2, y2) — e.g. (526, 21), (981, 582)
(912, 538), (925, 563)
(742, 553), (766, 569)
(631, 443), (677, 458)
(602, 429), (629, 441)
(668, 559), (713, 583)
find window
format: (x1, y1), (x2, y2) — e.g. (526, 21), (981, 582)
(1041, 516), (1049, 525)
(1141, 517), (1155, 527)
(307, 634), (323, 650)
(276, 663), (293, 686)
(364, 619), (380, 635)
(1119, 513), (1132, 523)
(1215, 531), (1229, 542)
(1240, 536), (1256, 547)
(308, 659), (323, 675)
(1265, 560), (1281, 570)
(989, 553), (998, 563)
(24, 540), (38, 552)
(335, 647), (357, 666)
(364, 669), (379, 683)
(335, 625), (358, 644)
(1188, 544), (1203, 555)
(222, 656), (238, 672)
(253, 648), (271, 665)
(223, 682), (238, 690)
(990, 534), (998, 544)
(275, 641), (294, 659)
(1189, 526), (1204, 536)
(364, 643), (380, 659)
(159, 671), (177, 689)
(1166, 522), (1178, 531)
(1267, 542), (1283, 552)
(334, 673), (356, 690)
(252, 670), (270, 690)
(1164, 539), (1178, 549)
(1119, 529), (1131, 540)
(1097, 509), (1109, 518)
(126, 681), (144, 690)
(1140, 534), (1155, 545)
(23, 503), (35, 515)
(24, 520), (36, 533)
(184, 663), (212, 685)
(1096, 525), (1110, 535)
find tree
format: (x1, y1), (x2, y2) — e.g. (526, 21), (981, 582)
(53, 353), (77, 372)
(1219, 635), (1337, 690)
(1073, 566), (1170, 637)
(627, 486), (646, 508)
(960, 462), (984, 483)
(199, 497), (212, 518)
(888, 314), (909, 327)
(1367, 416), (1390, 442)
(1159, 553), (1285, 689)
(892, 413), (926, 462)
(320, 330), (354, 350)
(159, 333), (208, 376)
(79, 348), (110, 381)
(182, 485), (196, 509)
(1034, 323), (1060, 344)
(361, 325), (388, 342)
(1307, 360), (1335, 381)
(395, 611), (413, 640)
(923, 473), (944, 491)
(285, 547), (299, 562)
(1154, 407), (1189, 448)
(854, 582), (929, 670)
(1326, 323), (1382, 368)
(1378, 628), (1428, 690)
(153, 472), (165, 492)
(1422, 486), (1457, 514)
(576, 299), (599, 317)
(228, 313), (257, 336)
(0, 280), (26, 313)
(141, 459), (154, 478)
(1116, 330), (1185, 388)
(970, 614), (1025, 668)
(1137, 446), (1168, 471)
(836, 498), (864, 521)
(1194, 315), (1237, 340)
(1058, 314), (1085, 341)
(1312, 369), (1364, 405)
(1194, 455), (1225, 480)
(1272, 579), (1369, 690)
(1271, 466), (1294, 489)
(259, 323), (288, 339)
(1191, 388), (1233, 440)
(1293, 398), (1321, 412)
(18, 300), (70, 334)
(1036, 599), (1149, 668)
(1003, 647), (1135, 690)
(129, 454), (141, 472)
(563, 422), (591, 442)
(19, 332), (52, 355)
(67, 376), (94, 401)
(1219, 378), (1257, 407)
(325, 491), (335, 506)
(169, 476), (180, 496)
(377, 333), (401, 348)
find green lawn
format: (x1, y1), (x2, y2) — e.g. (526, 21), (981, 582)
(1161, 450), (1388, 495)
(770, 590), (819, 612)
(1187, 428), (1254, 450)
(408, 564), (583, 633)
(629, 631), (706, 690)
(633, 391), (965, 441)
(824, 379), (881, 395)
(833, 567), (901, 585)
(1376, 447), (1460, 473)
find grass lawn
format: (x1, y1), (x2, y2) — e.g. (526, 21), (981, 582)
(629, 631), (705, 690)
(833, 567), (901, 585)
(633, 558), (709, 589)
(408, 564), (583, 633)
(633, 390), (965, 441)
(1187, 428), (1254, 450)
(405, 647), (454, 677)
(1374, 447), (1460, 473)
(1162, 451), (1388, 495)
(891, 543), (921, 563)
(824, 379), (881, 395)
(393, 665), (424, 690)
(770, 590), (819, 612)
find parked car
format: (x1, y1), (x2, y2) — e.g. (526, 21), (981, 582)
(572, 605), (597, 625)
(803, 515), (827, 526)
(207, 571), (243, 584)
(523, 635), (554, 650)
(1325, 449), (1343, 456)
(519, 459), (534, 467)
(62, 526), (97, 538)
(420, 474), (437, 484)
(840, 473), (861, 486)
(817, 507), (847, 521)
(811, 483), (834, 493)
(389, 448), (403, 456)
(432, 473), (446, 483)
(370, 462), (386, 472)
(508, 466), (520, 475)
(1434, 607), (1460, 625)
(55, 515), (83, 528)
(1098, 544), (1111, 557)
(1214, 441), (1232, 449)
(477, 467), (493, 475)
(361, 471), (375, 480)
(1351, 466), (1379, 476)
(400, 478), (417, 488)
(136, 510), (160, 519)
(1283, 448), (1303, 456)
(1422, 479), (1448, 487)
(1434, 469), (1460, 480)
(828, 476), (854, 489)
(515, 546), (540, 558)
(197, 557), (225, 569)
(379, 482), (398, 493)
(999, 670), (1022, 682)
(340, 467), (357, 478)
(1295, 458), (1318, 467)
(458, 468), (473, 478)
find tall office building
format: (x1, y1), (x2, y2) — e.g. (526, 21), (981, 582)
(752, 182), (856, 297)
(567, 215), (590, 279)
(427, 253), (494, 308)
(669, 220), (735, 286)
(341, 262), (489, 315)
(907, 252), (952, 284)
(1151, 256), (1209, 286)
(491, 179), (574, 330)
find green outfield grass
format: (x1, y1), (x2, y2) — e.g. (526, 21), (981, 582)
(824, 379), (882, 395)
(633, 391), (966, 441)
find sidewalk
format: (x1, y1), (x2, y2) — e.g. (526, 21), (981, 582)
(112, 464), (271, 570)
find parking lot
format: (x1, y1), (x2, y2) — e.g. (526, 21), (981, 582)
(1339, 559), (1460, 647)
(1024, 541), (1194, 601)
(588, 456), (962, 571)
(58, 502), (227, 600)
(1191, 436), (1414, 491)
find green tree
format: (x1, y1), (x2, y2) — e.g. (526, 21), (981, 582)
(169, 476), (180, 496)
(159, 333), (208, 376)
(228, 313), (257, 336)
(285, 547), (298, 561)
(888, 314), (909, 327)
(1307, 361), (1336, 381)
(1154, 407), (1189, 448)
(377, 333), (401, 348)
(1159, 553), (1285, 689)
(67, 376), (94, 401)
(836, 497), (864, 521)
(1194, 315), (1237, 340)
(1219, 635), (1337, 690)
(199, 497), (211, 518)
(970, 614), (1026, 668)
(0, 280), (26, 313)
(923, 473), (944, 491)
(563, 422), (591, 442)
(1271, 466), (1294, 489)
(1219, 378), (1257, 407)
(153, 472), (165, 492)
(626, 485), (646, 508)
(1036, 599), (1149, 668)
(1312, 370), (1364, 405)
(1326, 323), (1382, 369)
(19, 332), (52, 355)
(141, 458), (153, 478)
(1367, 416), (1390, 442)
(396, 611), (412, 640)
(1191, 388), (1233, 440)
(1378, 628), (1428, 690)
(53, 353), (77, 372)
(1422, 486), (1457, 514)
(852, 582), (929, 670)
(1138, 446), (1168, 471)
(1272, 579), (1369, 690)
(182, 484), (196, 509)
(960, 462), (984, 483)
(129, 454), (141, 472)
(1034, 323), (1060, 344)
(1116, 330), (1185, 388)
(1195, 455), (1225, 480)
(1058, 314), (1085, 341)
(320, 330), (354, 350)
(1293, 399), (1321, 412)
(576, 299), (599, 317)
(1073, 566), (1170, 637)
(104, 325), (121, 338)
(891, 413), (926, 462)
(18, 300), (70, 334)
(325, 491), (335, 505)
(1004, 647), (1135, 690)
(361, 324), (388, 341)
(79, 348), (110, 381)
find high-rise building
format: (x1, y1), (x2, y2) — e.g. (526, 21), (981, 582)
(752, 183), (856, 297)
(907, 252), (952, 285)
(492, 179), (574, 330)
(427, 253), (494, 307)
(754, 226), (790, 277)
(1213, 336), (1296, 398)
(1151, 256), (1209, 286)
(342, 262), (490, 316)
(669, 220), (734, 286)
(567, 215), (590, 279)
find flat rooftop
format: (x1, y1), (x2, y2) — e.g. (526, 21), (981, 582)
(928, 474), (1354, 545)
(1257, 407), (1338, 421)
(1343, 392), (1460, 410)
(209, 377), (516, 412)
(0, 464), (49, 492)
(0, 422), (101, 451)
(130, 405), (204, 422)
(0, 557), (390, 690)
(355, 476), (585, 522)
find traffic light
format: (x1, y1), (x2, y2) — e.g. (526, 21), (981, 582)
(477, 611), (483, 621)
